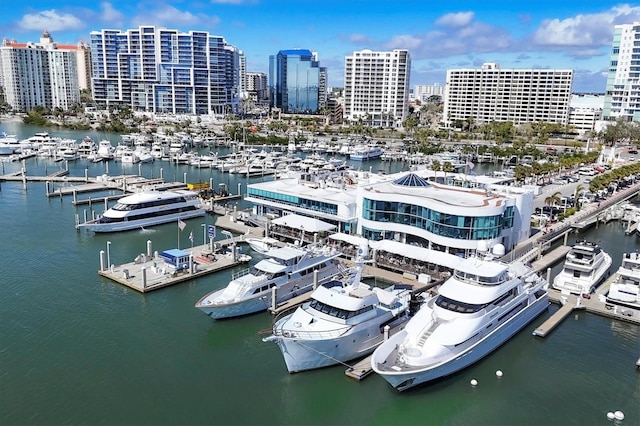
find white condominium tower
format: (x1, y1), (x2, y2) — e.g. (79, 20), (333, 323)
(603, 22), (640, 122)
(0, 31), (80, 112)
(90, 26), (244, 115)
(444, 62), (573, 126)
(343, 49), (411, 127)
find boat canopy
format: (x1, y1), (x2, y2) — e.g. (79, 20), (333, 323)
(271, 213), (336, 233)
(329, 233), (369, 247)
(370, 240), (463, 270)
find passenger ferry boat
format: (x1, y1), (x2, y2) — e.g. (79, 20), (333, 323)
(606, 252), (640, 309)
(76, 189), (206, 232)
(371, 243), (549, 391)
(194, 243), (344, 319)
(552, 240), (612, 295)
(263, 261), (415, 373)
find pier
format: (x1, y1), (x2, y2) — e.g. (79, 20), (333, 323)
(97, 239), (247, 293)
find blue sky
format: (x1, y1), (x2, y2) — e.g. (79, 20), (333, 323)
(2, 1), (639, 93)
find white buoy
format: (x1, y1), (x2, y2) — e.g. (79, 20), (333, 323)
(614, 411), (624, 421)
(496, 370), (503, 378)
(470, 379), (478, 386)
(606, 412), (615, 420)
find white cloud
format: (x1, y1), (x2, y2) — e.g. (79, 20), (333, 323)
(384, 34), (422, 50)
(435, 12), (474, 28)
(132, 6), (220, 28)
(17, 10), (84, 32)
(533, 5), (640, 48)
(100, 2), (125, 26)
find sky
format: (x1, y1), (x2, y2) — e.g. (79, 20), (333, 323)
(1, 1), (639, 93)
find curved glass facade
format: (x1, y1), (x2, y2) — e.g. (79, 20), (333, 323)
(247, 188), (337, 215)
(362, 198), (513, 241)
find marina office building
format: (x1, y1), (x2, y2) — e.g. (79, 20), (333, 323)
(244, 170), (533, 268)
(89, 26), (245, 115)
(343, 49), (411, 127)
(443, 62), (573, 127)
(603, 22), (640, 122)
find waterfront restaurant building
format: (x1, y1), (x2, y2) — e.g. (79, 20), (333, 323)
(245, 170), (533, 267)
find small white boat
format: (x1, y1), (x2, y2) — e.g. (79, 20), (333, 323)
(245, 237), (280, 254)
(606, 251), (640, 309)
(552, 240), (612, 295)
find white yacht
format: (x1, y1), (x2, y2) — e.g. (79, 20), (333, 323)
(195, 243), (344, 319)
(0, 132), (20, 155)
(263, 262), (414, 373)
(606, 252), (640, 308)
(371, 243), (549, 392)
(552, 240), (612, 295)
(97, 140), (115, 160)
(350, 145), (384, 161)
(76, 189), (206, 233)
(245, 236), (281, 254)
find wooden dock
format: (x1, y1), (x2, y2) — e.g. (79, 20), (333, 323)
(97, 241), (244, 293)
(532, 295), (581, 337)
(345, 355), (375, 380)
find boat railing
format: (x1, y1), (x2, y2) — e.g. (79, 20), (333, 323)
(273, 323), (351, 340)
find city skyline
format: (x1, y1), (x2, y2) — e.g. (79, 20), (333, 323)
(2, 1), (640, 93)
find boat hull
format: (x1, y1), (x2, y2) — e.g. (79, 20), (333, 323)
(373, 295), (549, 391)
(78, 210), (206, 232)
(196, 293), (270, 319)
(274, 315), (402, 373)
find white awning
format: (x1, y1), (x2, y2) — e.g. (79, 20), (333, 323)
(370, 240), (463, 270)
(328, 233), (369, 247)
(271, 213), (336, 233)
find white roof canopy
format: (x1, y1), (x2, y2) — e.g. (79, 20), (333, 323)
(328, 233), (369, 247)
(271, 213), (336, 233)
(370, 240), (463, 270)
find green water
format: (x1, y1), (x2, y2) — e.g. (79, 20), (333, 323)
(1, 121), (638, 425)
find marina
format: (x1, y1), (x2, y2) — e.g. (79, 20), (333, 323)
(1, 122), (639, 425)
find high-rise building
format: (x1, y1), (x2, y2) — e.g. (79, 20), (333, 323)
(443, 62), (573, 126)
(603, 22), (640, 122)
(269, 49), (325, 114)
(343, 49), (411, 128)
(413, 84), (445, 103)
(76, 41), (92, 91)
(0, 31), (80, 112)
(246, 72), (268, 104)
(90, 26), (243, 115)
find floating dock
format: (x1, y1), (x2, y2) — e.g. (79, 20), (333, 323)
(532, 295), (582, 337)
(97, 240), (246, 293)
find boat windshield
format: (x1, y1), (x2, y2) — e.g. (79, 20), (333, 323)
(309, 299), (373, 320)
(435, 295), (488, 313)
(453, 269), (508, 286)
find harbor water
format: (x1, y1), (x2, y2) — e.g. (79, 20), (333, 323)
(1, 122), (639, 426)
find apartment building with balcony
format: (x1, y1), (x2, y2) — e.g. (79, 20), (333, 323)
(603, 22), (640, 122)
(343, 49), (410, 127)
(90, 26), (243, 115)
(443, 62), (573, 127)
(0, 31), (80, 112)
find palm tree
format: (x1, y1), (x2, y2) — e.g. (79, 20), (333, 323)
(573, 184), (585, 211)
(544, 191), (562, 210)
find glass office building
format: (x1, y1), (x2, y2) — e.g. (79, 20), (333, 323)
(269, 49), (325, 113)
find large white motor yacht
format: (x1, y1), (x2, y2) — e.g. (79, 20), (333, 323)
(76, 189), (206, 232)
(371, 243), (549, 392)
(195, 243), (344, 319)
(263, 261), (415, 373)
(552, 240), (612, 295)
(606, 251), (640, 308)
